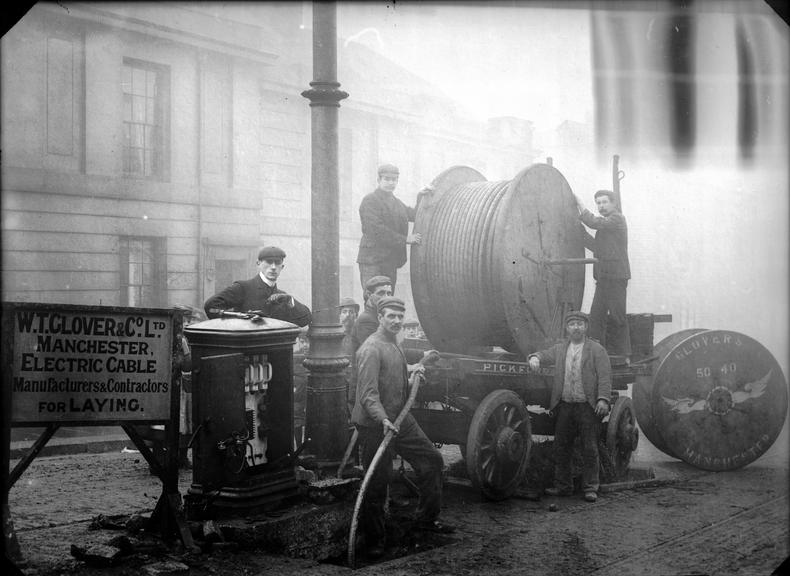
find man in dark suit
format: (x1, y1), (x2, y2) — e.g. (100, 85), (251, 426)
(575, 189), (631, 357)
(204, 246), (311, 327)
(356, 164), (431, 292)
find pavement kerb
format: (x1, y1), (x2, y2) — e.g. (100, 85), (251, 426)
(10, 435), (134, 459)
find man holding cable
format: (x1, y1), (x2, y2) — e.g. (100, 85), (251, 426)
(352, 296), (453, 559)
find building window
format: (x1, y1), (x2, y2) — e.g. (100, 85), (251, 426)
(122, 59), (169, 179)
(119, 236), (167, 307)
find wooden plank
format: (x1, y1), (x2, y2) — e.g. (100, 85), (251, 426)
(7, 424), (59, 490)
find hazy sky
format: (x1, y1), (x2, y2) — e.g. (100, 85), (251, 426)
(337, 2), (593, 130)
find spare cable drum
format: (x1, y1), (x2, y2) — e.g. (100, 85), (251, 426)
(410, 163), (585, 356)
(633, 329), (788, 471)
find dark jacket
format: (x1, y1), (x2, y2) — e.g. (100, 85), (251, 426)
(356, 188), (416, 267)
(580, 209), (630, 280)
(352, 327), (409, 428)
(350, 304), (379, 354)
(204, 275), (312, 327)
(530, 338), (612, 410)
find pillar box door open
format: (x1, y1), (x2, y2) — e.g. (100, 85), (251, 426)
(184, 315), (301, 518)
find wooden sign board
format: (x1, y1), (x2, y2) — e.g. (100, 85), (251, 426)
(5, 302), (177, 424)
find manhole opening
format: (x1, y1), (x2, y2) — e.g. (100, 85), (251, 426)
(322, 507), (458, 567)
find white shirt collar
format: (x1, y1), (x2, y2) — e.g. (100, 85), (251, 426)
(258, 272), (276, 288)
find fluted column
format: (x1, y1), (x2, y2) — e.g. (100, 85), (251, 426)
(300, 1), (349, 467)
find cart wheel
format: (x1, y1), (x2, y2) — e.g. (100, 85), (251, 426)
(606, 396), (639, 478)
(466, 390), (532, 500)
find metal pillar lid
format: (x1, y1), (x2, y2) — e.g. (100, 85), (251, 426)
(184, 316), (301, 346)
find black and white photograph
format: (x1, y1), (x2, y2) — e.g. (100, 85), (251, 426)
(2, 1), (788, 575)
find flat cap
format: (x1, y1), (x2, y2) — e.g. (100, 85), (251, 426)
(594, 189), (616, 200)
(364, 275), (393, 292)
(257, 246), (286, 261)
(337, 297), (360, 312)
(377, 163), (400, 176)
(377, 296), (405, 313)
(564, 310), (589, 324)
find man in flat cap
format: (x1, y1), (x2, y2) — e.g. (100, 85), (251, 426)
(353, 296), (454, 559)
(204, 246), (312, 326)
(528, 310), (611, 503)
(349, 276), (433, 415)
(573, 189), (631, 358)
(351, 276), (392, 352)
(338, 297), (360, 338)
(356, 164), (432, 293)
(347, 276), (392, 416)
(337, 296), (360, 414)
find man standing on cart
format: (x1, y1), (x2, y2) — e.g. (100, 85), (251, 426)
(353, 296), (454, 559)
(528, 310), (611, 502)
(574, 189), (631, 358)
(356, 164), (432, 292)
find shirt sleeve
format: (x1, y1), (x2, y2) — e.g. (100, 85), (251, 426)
(580, 208), (626, 231)
(593, 345), (612, 402)
(266, 295), (312, 327)
(204, 281), (245, 318)
(531, 345), (556, 366)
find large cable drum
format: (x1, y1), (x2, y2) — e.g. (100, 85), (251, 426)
(634, 329), (788, 470)
(410, 163), (585, 356)
(632, 328), (708, 458)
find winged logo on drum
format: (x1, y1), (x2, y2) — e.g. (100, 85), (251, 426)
(730, 369), (772, 404)
(661, 369), (772, 414)
(661, 396), (707, 414)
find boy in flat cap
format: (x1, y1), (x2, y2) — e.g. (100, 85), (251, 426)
(353, 296), (453, 559)
(528, 310), (611, 502)
(204, 246), (312, 326)
(356, 164), (432, 293)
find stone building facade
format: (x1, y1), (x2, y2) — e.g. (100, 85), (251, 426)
(1, 2), (537, 318)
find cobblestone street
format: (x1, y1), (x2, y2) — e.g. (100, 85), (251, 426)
(7, 425), (789, 576)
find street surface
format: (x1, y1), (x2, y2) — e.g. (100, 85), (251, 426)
(7, 425), (789, 576)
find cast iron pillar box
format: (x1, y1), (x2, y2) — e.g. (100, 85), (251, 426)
(184, 315), (301, 518)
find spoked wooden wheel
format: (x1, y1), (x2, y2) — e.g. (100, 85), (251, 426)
(606, 396), (639, 478)
(466, 390), (532, 500)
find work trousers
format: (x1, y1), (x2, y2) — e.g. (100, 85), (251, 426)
(359, 261), (398, 294)
(553, 401), (601, 493)
(589, 278), (631, 356)
(357, 414), (444, 546)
